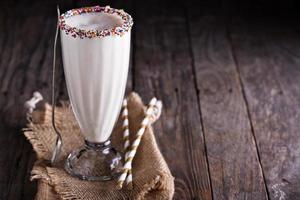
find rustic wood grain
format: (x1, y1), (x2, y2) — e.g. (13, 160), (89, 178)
(0, 0), (134, 198)
(0, 1), (74, 125)
(229, 18), (300, 200)
(1, 0), (300, 199)
(186, 5), (270, 199)
(133, 0), (212, 199)
(0, 126), (36, 200)
(0, 1), (73, 199)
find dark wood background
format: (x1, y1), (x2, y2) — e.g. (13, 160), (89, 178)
(0, 0), (300, 199)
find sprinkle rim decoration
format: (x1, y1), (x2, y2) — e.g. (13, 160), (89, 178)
(59, 6), (133, 39)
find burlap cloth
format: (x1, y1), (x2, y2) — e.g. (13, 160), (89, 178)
(23, 92), (174, 200)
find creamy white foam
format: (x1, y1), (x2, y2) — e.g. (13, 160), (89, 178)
(65, 12), (123, 31)
(60, 11), (131, 143)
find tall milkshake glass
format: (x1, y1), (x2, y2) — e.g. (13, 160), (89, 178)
(58, 6), (133, 181)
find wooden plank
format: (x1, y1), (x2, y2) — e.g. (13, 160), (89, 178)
(0, 126), (37, 199)
(0, 1), (73, 199)
(0, 0), (132, 198)
(0, 3), (48, 199)
(187, 9), (269, 198)
(133, 0), (212, 199)
(229, 18), (300, 199)
(0, 1), (70, 124)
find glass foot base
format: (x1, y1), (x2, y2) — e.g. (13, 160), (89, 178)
(65, 140), (122, 181)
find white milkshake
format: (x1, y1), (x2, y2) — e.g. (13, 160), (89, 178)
(60, 6), (132, 143)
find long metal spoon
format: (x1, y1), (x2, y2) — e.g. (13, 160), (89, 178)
(51, 6), (62, 165)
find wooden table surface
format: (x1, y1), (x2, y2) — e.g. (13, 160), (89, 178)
(0, 0), (299, 199)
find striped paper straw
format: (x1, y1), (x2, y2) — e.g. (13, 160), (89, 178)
(121, 99), (133, 189)
(122, 99), (130, 153)
(117, 97), (157, 189)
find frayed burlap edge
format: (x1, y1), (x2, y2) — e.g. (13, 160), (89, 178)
(24, 92), (175, 200)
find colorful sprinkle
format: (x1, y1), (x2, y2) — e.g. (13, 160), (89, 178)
(59, 6), (133, 39)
